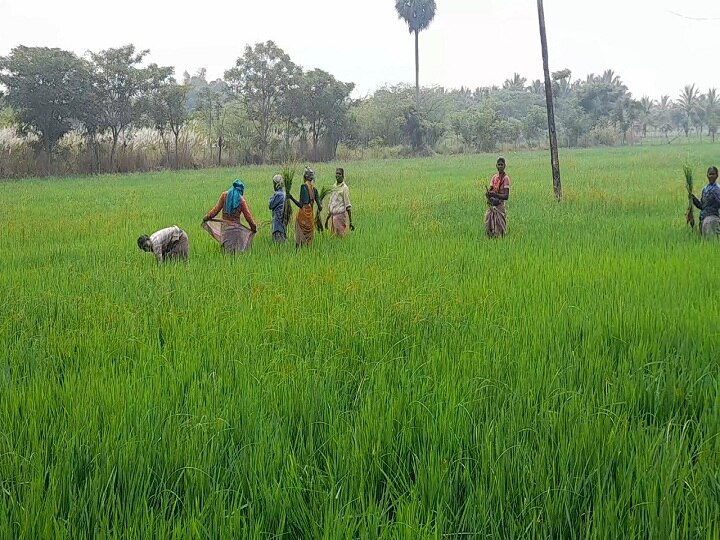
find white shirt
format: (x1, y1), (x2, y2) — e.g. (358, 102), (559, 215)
(328, 182), (352, 216)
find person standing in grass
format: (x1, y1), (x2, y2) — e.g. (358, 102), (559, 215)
(485, 157), (511, 238)
(287, 167), (321, 247)
(137, 226), (189, 262)
(269, 174), (287, 243)
(325, 167), (354, 237)
(690, 166), (720, 238)
(202, 179), (258, 253)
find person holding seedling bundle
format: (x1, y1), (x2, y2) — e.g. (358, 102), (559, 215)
(268, 174), (287, 243)
(690, 166), (720, 238)
(137, 226), (189, 262)
(485, 157), (511, 237)
(202, 179), (258, 253)
(287, 167), (322, 246)
(325, 167), (354, 237)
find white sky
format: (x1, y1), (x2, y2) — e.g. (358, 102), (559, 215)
(1, 0), (718, 100)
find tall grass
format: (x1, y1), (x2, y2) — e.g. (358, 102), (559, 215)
(0, 144), (718, 538)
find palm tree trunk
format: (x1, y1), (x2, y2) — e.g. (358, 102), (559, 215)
(537, 0), (562, 201)
(415, 30), (420, 108)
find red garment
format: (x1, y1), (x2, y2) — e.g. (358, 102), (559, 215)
(205, 192), (257, 230)
(490, 174), (511, 209)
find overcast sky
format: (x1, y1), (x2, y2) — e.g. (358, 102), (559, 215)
(2, 0), (718, 99)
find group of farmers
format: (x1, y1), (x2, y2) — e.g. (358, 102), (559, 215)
(137, 158), (720, 263)
(136, 166), (354, 262)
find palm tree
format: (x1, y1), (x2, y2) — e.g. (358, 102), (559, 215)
(705, 88), (718, 142)
(395, 0), (437, 107)
(677, 84), (700, 138)
(536, 0), (561, 200)
(530, 79), (544, 95)
(503, 73), (527, 91)
(653, 95), (673, 141)
(601, 69), (621, 86)
(638, 96), (654, 138)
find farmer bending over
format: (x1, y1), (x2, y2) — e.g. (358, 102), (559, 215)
(137, 226), (189, 262)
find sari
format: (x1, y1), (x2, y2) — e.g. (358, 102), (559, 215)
(202, 220), (255, 253)
(485, 173), (510, 237)
(295, 181), (316, 246)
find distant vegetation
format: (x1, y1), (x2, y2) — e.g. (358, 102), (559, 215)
(0, 42), (718, 178)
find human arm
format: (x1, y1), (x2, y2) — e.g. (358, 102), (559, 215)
(287, 189), (302, 208)
(240, 199), (257, 232)
(490, 187), (510, 201)
(691, 194), (703, 210)
(343, 186), (353, 228)
(486, 175), (510, 202)
(204, 193), (224, 221)
(314, 187), (322, 212)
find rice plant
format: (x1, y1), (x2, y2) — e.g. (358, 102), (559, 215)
(0, 143), (718, 538)
(683, 163), (695, 229)
(281, 163), (296, 229)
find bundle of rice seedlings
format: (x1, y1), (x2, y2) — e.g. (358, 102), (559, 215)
(315, 185), (333, 232)
(281, 164), (295, 227)
(684, 164), (695, 229)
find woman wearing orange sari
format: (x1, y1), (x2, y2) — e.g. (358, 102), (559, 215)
(287, 167), (322, 246)
(485, 157), (511, 237)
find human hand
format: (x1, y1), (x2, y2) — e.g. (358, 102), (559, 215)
(202, 215), (211, 222)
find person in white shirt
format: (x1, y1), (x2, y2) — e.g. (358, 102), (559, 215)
(137, 226), (189, 262)
(325, 168), (354, 237)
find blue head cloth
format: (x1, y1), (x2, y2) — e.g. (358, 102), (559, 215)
(225, 179), (245, 214)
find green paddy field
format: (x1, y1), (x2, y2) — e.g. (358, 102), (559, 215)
(0, 143), (718, 538)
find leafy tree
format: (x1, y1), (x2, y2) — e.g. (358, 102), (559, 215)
(352, 85), (413, 147)
(224, 41), (300, 162)
(638, 96), (654, 138)
(451, 104), (499, 152)
(145, 83), (190, 168)
(89, 45), (173, 170)
(522, 106), (547, 147)
(297, 69), (355, 161)
(0, 46), (91, 170)
(395, 0), (437, 107)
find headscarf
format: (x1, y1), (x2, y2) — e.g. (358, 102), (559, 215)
(225, 179), (245, 214)
(303, 167), (315, 182)
(272, 174), (283, 191)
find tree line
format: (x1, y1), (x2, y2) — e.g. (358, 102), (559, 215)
(0, 43), (717, 178)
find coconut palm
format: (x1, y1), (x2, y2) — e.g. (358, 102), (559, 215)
(653, 95), (673, 141)
(677, 84), (700, 138)
(395, 0), (437, 107)
(705, 88), (718, 142)
(638, 96), (654, 138)
(503, 73), (527, 91)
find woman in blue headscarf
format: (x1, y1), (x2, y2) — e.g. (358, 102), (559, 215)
(203, 179), (258, 252)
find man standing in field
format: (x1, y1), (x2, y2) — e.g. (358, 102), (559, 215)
(325, 168), (354, 237)
(137, 226), (189, 262)
(690, 166), (720, 238)
(485, 157), (511, 237)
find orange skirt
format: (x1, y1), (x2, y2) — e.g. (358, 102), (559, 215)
(295, 204), (314, 245)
